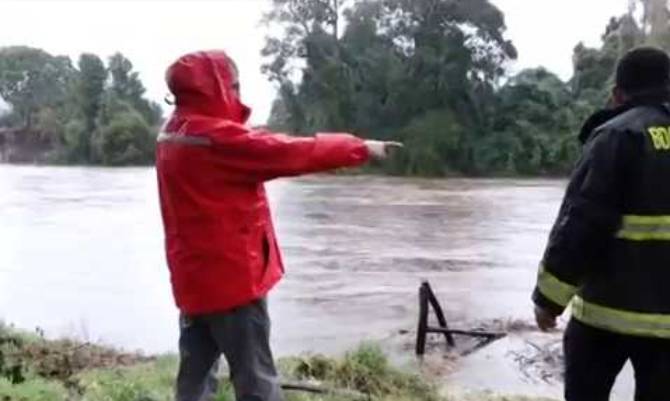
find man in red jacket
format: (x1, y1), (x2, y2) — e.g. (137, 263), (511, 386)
(156, 50), (399, 401)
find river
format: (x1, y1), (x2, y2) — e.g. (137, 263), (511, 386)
(0, 165), (566, 357)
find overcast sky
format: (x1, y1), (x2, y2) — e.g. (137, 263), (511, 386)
(0, 0), (629, 124)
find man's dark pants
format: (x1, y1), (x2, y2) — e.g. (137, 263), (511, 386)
(175, 298), (283, 401)
(564, 319), (670, 401)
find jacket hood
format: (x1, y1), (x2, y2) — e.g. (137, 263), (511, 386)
(166, 50), (251, 123)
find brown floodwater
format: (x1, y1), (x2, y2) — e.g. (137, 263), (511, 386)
(2, 165), (639, 398)
(0, 166), (564, 356)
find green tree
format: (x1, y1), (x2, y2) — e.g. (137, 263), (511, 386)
(76, 53), (107, 161)
(261, 0), (342, 84)
(108, 53), (162, 126)
(262, 0), (350, 133)
(96, 110), (154, 166)
(62, 119), (88, 162)
(0, 46), (75, 129)
(263, 0), (517, 175)
(571, 13), (643, 105)
(392, 109), (467, 176)
(0, 47), (161, 166)
(34, 107), (65, 146)
(77, 54), (107, 132)
(571, 0), (670, 107)
(484, 68), (578, 174)
(641, 0), (670, 49)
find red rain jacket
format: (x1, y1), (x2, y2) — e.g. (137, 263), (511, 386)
(157, 51), (369, 314)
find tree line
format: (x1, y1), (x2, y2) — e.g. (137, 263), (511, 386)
(263, 0), (670, 176)
(2, 0), (670, 173)
(0, 48), (161, 165)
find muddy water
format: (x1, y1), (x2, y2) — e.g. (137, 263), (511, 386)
(0, 166), (564, 356)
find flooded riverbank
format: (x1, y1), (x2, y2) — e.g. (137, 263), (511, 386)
(3, 166), (636, 397)
(0, 166), (563, 355)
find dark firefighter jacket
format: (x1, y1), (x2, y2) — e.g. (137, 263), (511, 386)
(533, 92), (670, 338)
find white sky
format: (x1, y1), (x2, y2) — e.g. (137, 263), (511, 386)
(0, 0), (629, 124)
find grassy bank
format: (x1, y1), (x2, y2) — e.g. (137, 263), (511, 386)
(0, 324), (556, 401)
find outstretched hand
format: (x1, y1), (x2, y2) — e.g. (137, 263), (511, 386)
(365, 140), (404, 159)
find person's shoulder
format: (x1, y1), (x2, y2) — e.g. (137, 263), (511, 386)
(579, 108), (623, 144)
(597, 105), (666, 134)
(585, 106), (666, 154)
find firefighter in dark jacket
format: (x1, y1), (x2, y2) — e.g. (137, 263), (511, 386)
(533, 46), (670, 401)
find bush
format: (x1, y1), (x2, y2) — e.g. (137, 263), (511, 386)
(285, 343), (440, 400)
(95, 110), (155, 166)
(391, 110), (466, 177)
(63, 119), (88, 162)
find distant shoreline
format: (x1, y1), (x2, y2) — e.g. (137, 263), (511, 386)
(0, 161), (570, 179)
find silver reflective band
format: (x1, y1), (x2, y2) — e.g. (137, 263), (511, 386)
(617, 215), (670, 241)
(157, 133), (211, 146)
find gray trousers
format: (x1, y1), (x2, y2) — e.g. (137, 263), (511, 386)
(175, 299), (283, 401)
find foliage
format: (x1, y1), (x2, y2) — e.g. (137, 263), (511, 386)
(4, 0), (670, 173)
(0, 47), (75, 129)
(95, 110), (155, 166)
(389, 110), (466, 176)
(63, 119), (88, 162)
(481, 68), (580, 174)
(76, 53), (107, 161)
(263, 0), (670, 176)
(108, 53), (163, 127)
(0, 46), (162, 166)
(285, 343), (439, 399)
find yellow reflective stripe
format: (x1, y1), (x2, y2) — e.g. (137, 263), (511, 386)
(572, 296), (670, 338)
(537, 265), (578, 307)
(617, 215), (670, 241)
(617, 231), (670, 241)
(622, 215), (670, 225)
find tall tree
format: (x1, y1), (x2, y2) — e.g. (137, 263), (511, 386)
(262, 0), (343, 84)
(108, 53), (162, 126)
(77, 53), (106, 132)
(641, 0), (670, 48)
(485, 68), (578, 174)
(263, 0), (517, 173)
(0, 46), (75, 129)
(76, 53), (107, 160)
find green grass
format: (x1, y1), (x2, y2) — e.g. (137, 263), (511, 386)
(280, 343), (440, 400)
(0, 325), (556, 401)
(72, 344), (437, 401)
(0, 376), (70, 401)
(76, 356), (177, 401)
